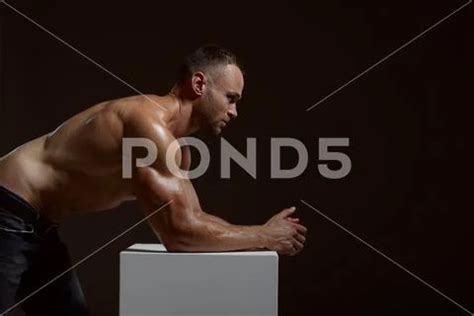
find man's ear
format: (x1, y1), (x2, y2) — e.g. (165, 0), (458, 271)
(191, 72), (206, 96)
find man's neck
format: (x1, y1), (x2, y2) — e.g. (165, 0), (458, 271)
(165, 87), (201, 138)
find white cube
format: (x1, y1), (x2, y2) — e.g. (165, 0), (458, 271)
(119, 244), (278, 316)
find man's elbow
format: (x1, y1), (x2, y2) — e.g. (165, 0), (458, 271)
(161, 222), (203, 252)
(162, 235), (193, 252)
(164, 241), (194, 252)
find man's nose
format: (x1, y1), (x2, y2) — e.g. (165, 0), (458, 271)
(228, 104), (238, 119)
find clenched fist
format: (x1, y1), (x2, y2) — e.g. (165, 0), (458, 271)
(263, 207), (307, 256)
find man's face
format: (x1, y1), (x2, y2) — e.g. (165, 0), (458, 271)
(198, 64), (244, 135)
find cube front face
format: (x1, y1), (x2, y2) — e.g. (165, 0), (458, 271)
(120, 246), (278, 316)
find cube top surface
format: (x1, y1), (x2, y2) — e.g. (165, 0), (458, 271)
(122, 243), (277, 257)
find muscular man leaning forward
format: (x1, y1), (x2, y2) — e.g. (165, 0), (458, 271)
(0, 45), (307, 315)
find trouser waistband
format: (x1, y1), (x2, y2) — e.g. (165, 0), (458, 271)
(0, 185), (59, 233)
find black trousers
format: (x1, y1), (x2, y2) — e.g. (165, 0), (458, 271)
(0, 186), (89, 316)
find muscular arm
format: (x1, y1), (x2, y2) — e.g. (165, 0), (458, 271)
(125, 112), (269, 252)
(137, 169), (268, 252)
(203, 213), (232, 227)
(179, 146), (232, 228)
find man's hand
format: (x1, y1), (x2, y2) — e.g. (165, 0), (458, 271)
(263, 207), (307, 256)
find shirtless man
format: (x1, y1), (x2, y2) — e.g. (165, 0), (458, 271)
(0, 45), (307, 315)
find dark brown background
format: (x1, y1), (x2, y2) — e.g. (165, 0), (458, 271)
(0, 0), (472, 315)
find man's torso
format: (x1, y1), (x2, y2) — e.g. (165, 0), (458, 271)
(0, 94), (179, 222)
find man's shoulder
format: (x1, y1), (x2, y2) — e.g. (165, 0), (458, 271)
(120, 95), (176, 149)
(117, 94), (165, 117)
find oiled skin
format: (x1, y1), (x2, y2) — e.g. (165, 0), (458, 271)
(0, 65), (307, 254)
(0, 95), (160, 221)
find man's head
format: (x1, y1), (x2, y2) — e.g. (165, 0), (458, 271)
(175, 45), (244, 135)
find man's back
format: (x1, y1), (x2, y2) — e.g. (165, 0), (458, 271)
(0, 94), (171, 222)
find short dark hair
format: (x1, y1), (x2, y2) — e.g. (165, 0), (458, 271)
(176, 45), (242, 85)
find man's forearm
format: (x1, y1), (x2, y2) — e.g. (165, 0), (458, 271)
(201, 212), (231, 226)
(201, 213), (261, 250)
(167, 215), (269, 252)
